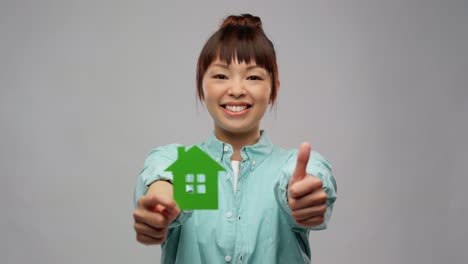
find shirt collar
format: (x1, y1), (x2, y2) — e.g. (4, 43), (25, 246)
(203, 130), (274, 171)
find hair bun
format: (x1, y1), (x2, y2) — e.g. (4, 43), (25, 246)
(220, 14), (263, 29)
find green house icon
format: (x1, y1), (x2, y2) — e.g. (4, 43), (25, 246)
(165, 146), (225, 210)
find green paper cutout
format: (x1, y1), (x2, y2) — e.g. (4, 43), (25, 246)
(165, 146), (225, 210)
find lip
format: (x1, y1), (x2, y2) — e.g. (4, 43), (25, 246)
(221, 102), (251, 106)
(220, 104), (252, 116)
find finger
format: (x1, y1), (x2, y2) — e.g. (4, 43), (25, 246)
(154, 203), (181, 222)
(288, 175), (323, 198)
(133, 207), (170, 228)
(288, 189), (327, 210)
(134, 221), (167, 239)
(136, 233), (165, 245)
(139, 193), (177, 211)
(291, 204), (327, 221)
(296, 215), (325, 227)
(166, 204), (181, 221)
(153, 204), (166, 214)
(289, 142), (311, 184)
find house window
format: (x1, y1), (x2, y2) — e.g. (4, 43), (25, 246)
(196, 185), (205, 194)
(186, 184), (194, 193)
(185, 174), (194, 183)
(197, 174), (205, 183)
(185, 173), (206, 194)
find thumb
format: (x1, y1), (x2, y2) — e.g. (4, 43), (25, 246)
(289, 142), (311, 185)
(162, 202), (181, 222)
(146, 194), (180, 221)
(141, 193), (175, 211)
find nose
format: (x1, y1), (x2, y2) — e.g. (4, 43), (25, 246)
(228, 80), (246, 98)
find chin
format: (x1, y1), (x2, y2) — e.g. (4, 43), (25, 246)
(216, 122), (259, 135)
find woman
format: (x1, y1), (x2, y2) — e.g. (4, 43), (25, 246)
(133, 13), (337, 263)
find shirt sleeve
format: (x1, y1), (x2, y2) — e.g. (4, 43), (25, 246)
(133, 144), (193, 229)
(276, 149), (338, 231)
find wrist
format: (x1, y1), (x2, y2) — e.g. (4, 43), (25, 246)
(148, 180), (173, 197)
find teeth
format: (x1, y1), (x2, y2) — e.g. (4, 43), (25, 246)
(225, 105), (247, 112)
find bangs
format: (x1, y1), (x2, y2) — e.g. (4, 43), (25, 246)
(199, 25), (276, 75)
(215, 26), (274, 70)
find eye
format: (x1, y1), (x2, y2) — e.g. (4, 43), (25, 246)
(213, 74), (228, 80)
(247, 75), (263, 81)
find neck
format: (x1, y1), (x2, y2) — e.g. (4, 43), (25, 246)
(214, 126), (261, 161)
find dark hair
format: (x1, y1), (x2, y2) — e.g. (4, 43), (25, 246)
(196, 14), (280, 104)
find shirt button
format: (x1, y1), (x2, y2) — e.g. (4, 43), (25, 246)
(225, 255), (232, 262)
(252, 160), (256, 165)
(223, 145), (229, 152)
(226, 211), (232, 218)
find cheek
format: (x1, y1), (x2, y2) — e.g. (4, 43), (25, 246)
(202, 82), (213, 102)
(201, 82), (208, 100)
(202, 85), (220, 105)
(255, 86), (272, 104)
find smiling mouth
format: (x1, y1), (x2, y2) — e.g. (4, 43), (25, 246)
(221, 104), (252, 113)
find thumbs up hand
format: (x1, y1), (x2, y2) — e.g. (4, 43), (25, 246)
(288, 142), (328, 227)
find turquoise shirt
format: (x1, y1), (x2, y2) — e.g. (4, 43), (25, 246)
(134, 131), (337, 263)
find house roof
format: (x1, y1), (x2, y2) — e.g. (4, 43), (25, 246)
(165, 146), (225, 173)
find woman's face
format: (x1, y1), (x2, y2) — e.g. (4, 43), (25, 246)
(202, 57), (272, 135)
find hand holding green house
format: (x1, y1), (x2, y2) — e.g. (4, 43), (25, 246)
(165, 146), (225, 210)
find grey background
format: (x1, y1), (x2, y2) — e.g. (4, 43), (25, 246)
(1, 0), (467, 263)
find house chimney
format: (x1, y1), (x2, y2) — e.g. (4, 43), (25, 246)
(177, 146), (185, 159)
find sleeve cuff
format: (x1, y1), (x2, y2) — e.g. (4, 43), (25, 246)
(168, 210), (193, 229)
(134, 144), (182, 207)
